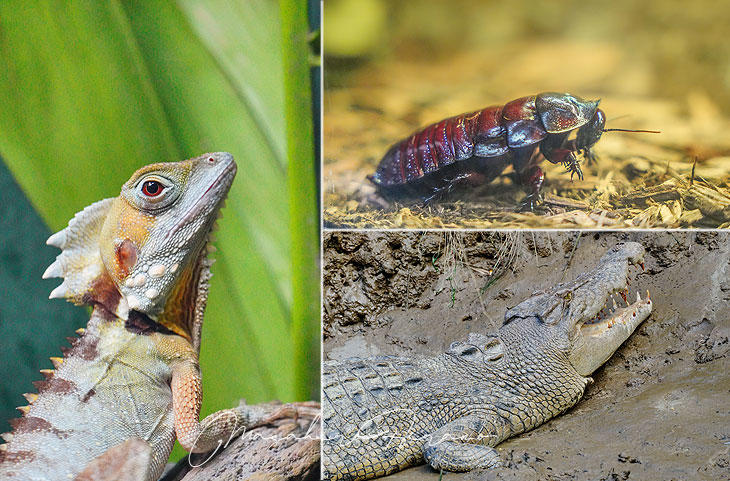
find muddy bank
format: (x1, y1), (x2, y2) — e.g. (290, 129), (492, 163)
(322, 231), (730, 480)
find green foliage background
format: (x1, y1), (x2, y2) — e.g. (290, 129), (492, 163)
(0, 0), (319, 459)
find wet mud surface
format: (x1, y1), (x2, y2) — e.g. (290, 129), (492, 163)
(323, 231), (730, 480)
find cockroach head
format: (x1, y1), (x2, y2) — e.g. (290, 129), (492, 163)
(536, 92), (600, 134)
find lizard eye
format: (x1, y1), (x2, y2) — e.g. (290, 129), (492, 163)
(141, 180), (164, 197)
(132, 175), (176, 209)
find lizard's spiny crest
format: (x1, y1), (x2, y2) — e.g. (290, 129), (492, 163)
(43, 198), (119, 311)
(44, 153), (237, 327)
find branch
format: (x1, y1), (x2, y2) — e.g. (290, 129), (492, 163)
(161, 401), (321, 481)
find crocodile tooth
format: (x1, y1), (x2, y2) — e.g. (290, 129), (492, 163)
(636, 291), (641, 302)
(612, 298), (617, 309)
(42, 260), (63, 279)
(76, 328), (86, 336)
(49, 357), (64, 369)
(1, 433), (13, 443)
(49, 282), (68, 299)
(23, 393), (38, 404)
(39, 369), (54, 379)
(16, 405), (30, 415)
(46, 230), (67, 248)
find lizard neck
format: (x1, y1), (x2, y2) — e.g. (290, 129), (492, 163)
(156, 245), (212, 352)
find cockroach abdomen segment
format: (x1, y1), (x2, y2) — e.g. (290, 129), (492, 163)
(449, 114), (475, 161)
(371, 144), (405, 186)
(402, 135), (423, 182)
(501, 95), (547, 148)
(433, 119), (456, 167)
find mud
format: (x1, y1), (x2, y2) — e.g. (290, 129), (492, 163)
(322, 231), (730, 480)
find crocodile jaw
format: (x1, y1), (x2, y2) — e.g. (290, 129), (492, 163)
(504, 242), (646, 327)
(568, 292), (652, 376)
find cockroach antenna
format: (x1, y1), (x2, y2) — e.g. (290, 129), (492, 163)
(602, 128), (661, 134)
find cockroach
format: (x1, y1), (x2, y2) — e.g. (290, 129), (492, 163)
(368, 92), (659, 206)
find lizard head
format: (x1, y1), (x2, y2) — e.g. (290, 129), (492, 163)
(502, 242), (652, 376)
(43, 152), (236, 343)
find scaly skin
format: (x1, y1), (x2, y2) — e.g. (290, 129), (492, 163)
(0, 153), (286, 481)
(322, 242), (653, 480)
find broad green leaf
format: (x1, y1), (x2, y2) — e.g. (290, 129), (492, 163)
(281, 0), (320, 400)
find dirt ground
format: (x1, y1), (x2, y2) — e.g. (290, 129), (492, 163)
(323, 1), (730, 229)
(322, 231), (730, 480)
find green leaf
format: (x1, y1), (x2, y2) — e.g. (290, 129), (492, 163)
(0, 0), (317, 459)
(280, 0), (320, 400)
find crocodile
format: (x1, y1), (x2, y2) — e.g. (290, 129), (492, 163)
(0, 153), (307, 480)
(322, 242), (652, 480)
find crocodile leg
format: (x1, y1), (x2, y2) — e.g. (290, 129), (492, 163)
(422, 415), (502, 472)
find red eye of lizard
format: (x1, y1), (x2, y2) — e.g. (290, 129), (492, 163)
(141, 180), (164, 197)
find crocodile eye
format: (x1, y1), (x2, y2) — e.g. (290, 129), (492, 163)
(141, 180), (164, 197)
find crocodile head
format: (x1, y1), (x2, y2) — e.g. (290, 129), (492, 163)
(43, 152), (236, 346)
(504, 242), (652, 376)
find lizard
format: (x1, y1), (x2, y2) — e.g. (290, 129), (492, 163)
(322, 242), (652, 480)
(0, 152), (315, 480)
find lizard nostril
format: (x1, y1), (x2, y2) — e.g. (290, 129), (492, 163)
(208, 157), (215, 163)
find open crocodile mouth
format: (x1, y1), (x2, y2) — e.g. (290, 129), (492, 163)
(579, 289), (652, 334)
(569, 255), (653, 376)
(574, 255), (650, 334)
